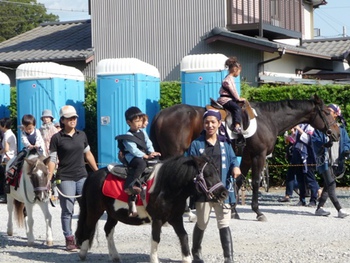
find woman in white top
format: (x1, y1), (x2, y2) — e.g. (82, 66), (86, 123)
(0, 118), (17, 164)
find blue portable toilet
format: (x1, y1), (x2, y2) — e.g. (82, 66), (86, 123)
(96, 58), (160, 166)
(16, 62), (85, 150)
(181, 54), (240, 107)
(0, 71), (10, 119)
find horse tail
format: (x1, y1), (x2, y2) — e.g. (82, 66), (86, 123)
(75, 169), (106, 248)
(14, 200), (25, 228)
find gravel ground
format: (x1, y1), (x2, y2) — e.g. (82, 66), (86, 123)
(0, 187), (350, 263)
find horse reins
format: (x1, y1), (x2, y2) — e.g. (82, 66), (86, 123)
(194, 162), (224, 200)
(316, 105), (337, 141)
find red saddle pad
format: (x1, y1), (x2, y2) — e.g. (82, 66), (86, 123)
(102, 173), (154, 206)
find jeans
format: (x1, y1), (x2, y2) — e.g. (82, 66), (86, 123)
(58, 178), (86, 237)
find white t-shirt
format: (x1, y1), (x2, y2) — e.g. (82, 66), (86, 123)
(1, 129), (17, 162)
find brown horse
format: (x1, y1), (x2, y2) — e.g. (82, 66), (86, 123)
(150, 96), (340, 221)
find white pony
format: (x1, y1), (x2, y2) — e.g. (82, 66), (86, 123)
(6, 154), (53, 246)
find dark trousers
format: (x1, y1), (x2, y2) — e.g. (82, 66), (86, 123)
(318, 169), (341, 211)
(124, 157), (147, 188)
(0, 165), (5, 195)
(223, 100), (242, 125)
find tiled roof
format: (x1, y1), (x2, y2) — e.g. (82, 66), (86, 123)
(205, 27), (332, 60)
(303, 37), (350, 60)
(0, 20), (92, 64)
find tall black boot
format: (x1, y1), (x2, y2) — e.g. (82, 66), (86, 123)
(191, 224), (205, 263)
(219, 227), (233, 263)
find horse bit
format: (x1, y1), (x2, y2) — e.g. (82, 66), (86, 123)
(194, 162), (224, 200)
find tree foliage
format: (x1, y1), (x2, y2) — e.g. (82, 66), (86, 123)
(0, 0), (59, 43)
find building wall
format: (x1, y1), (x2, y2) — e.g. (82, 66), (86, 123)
(90, 0), (228, 81)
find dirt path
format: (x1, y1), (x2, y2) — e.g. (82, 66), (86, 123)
(0, 188), (350, 262)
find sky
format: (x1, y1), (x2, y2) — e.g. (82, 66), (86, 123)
(37, 0), (90, 22)
(314, 1), (350, 38)
(37, 0), (349, 38)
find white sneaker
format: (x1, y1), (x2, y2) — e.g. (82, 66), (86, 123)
(315, 207), (330, 216)
(338, 209), (349, 218)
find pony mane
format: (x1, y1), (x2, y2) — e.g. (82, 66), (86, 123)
(151, 155), (198, 196)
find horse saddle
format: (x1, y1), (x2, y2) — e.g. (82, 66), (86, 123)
(207, 98), (258, 139)
(102, 162), (159, 205)
(107, 160), (158, 180)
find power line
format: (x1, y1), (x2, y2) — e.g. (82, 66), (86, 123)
(0, 0), (88, 13)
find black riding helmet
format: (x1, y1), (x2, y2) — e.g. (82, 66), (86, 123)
(125, 106), (143, 121)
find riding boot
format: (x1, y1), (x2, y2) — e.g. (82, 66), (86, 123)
(191, 224), (204, 263)
(219, 227), (233, 263)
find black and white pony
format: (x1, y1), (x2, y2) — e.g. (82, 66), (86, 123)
(6, 154), (53, 246)
(75, 155), (228, 263)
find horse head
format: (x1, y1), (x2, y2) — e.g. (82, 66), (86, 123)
(311, 95), (340, 142)
(192, 156), (228, 203)
(24, 156), (51, 202)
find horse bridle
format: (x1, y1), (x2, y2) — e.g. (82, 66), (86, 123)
(194, 162), (224, 200)
(315, 104), (338, 141)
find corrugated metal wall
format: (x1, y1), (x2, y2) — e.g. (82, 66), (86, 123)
(90, 0), (261, 86)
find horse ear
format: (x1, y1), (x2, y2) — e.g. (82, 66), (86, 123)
(24, 158), (36, 166)
(313, 94), (322, 104)
(191, 155), (208, 170)
(43, 156), (51, 165)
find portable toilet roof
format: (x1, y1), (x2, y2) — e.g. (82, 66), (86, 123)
(0, 71), (10, 85)
(180, 53), (228, 73)
(16, 62), (84, 81)
(96, 57), (160, 78)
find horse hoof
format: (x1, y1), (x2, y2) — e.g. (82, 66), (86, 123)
(7, 231), (13, 236)
(79, 250), (87, 261)
(27, 241), (35, 246)
(47, 240), (53, 247)
(231, 212), (240, 220)
(257, 214), (267, 222)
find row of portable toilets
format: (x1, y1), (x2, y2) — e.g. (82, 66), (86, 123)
(0, 54), (240, 166)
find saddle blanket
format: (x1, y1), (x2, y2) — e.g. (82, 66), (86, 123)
(6, 171), (22, 187)
(102, 173), (154, 206)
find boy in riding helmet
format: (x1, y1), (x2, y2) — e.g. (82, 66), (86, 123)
(122, 107), (160, 196)
(121, 107), (161, 217)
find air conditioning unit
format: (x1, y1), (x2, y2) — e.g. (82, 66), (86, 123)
(314, 28), (320, 37)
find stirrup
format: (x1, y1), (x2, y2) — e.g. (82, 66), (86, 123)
(128, 200), (138, 217)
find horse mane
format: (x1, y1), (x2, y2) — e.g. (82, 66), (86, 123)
(253, 99), (314, 112)
(151, 155), (199, 198)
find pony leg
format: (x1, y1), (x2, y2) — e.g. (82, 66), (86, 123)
(6, 195), (14, 236)
(168, 217), (191, 263)
(104, 216), (120, 262)
(24, 204), (35, 246)
(39, 203), (53, 246)
(150, 219), (162, 263)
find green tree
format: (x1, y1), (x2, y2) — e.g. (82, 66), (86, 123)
(0, 0), (58, 43)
